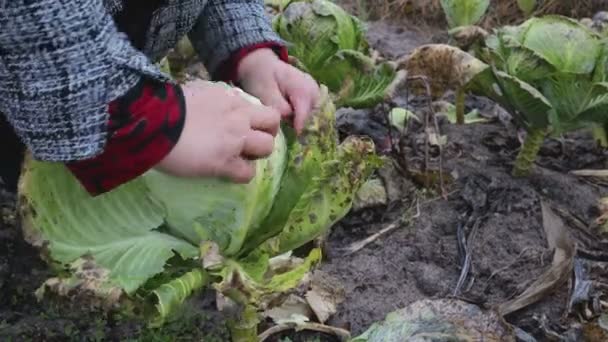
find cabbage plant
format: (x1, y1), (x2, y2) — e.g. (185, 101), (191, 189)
(18, 83), (380, 341)
(405, 16), (608, 176)
(273, 0), (403, 108)
(579, 16), (608, 147)
(437, 0), (489, 124)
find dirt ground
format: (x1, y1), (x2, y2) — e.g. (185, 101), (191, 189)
(1, 18), (608, 342)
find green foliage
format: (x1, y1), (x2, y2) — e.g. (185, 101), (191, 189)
(480, 16), (608, 133)
(406, 15), (608, 176)
(273, 0), (401, 108)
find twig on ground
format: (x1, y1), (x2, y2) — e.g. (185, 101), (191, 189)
(258, 322), (351, 341)
(412, 198), (421, 219)
(569, 169), (608, 178)
(342, 199), (418, 255)
(453, 217), (481, 296)
(342, 220), (401, 256)
(407, 75), (448, 198)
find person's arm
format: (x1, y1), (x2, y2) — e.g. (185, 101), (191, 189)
(0, 0), (185, 195)
(187, 0), (289, 82)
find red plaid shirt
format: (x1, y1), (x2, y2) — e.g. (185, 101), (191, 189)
(67, 43), (288, 195)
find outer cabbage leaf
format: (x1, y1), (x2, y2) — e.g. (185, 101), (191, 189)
(18, 158), (198, 294)
(578, 82), (608, 123)
(498, 46), (555, 83)
(211, 248), (322, 307)
(592, 43), (608, 82)
(491, 69), (553, 129)
(352, 299), (516, 341)
(519, 16), (602, 74)
(260, 135), (381, 256)
(482, 25), (557, 83)
(322, 50), (401, 108)
(238, 86), (337, 256)
(440, 0), (489, 28)
(406, 44), (496, 98)
(150, 269), (209, 327)
(540, 77), (608, 133)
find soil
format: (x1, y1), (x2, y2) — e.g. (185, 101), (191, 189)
(2, 18), (608, 342)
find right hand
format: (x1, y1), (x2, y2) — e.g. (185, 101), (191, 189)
(156, 80), (281, 183)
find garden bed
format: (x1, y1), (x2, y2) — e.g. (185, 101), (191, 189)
(2, 14), (608, 342)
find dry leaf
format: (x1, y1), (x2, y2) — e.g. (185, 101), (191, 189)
(497, 201), (575, 316)
(305, 270), (345, 323)
(404, 44), (488, 98)
(353, 178), (388, 211)
(264, 294), (314, 325)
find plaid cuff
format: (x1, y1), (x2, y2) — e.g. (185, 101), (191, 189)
(66, 78), (186, 196)
(213, 42), (289, 83)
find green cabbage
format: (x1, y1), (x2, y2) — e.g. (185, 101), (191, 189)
(18, 82), (380, 336)
(406, 15), (608, 176)
(143, 88), (288, 256)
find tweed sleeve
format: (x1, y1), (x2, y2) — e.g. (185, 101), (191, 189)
(0, 0), (168, 162)
(187, 0), (285, 76)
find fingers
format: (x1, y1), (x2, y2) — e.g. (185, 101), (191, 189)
(290, 92), (313, 134)
(248, 105), (281, 137)
(222, 157), (256, 183)
(241, 130), (275, 159)
(288, 80), (320, 134)
(266, 91), (293, 118)
(220, 128), (274, 184)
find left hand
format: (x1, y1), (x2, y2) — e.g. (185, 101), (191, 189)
(237, 48), (320, 134)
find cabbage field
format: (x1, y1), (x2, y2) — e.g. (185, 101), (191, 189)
(2, 0), (608, 341)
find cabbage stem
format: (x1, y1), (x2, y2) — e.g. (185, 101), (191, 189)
(512, 128), (546, 177)
(455, 87), (465, 125)
(592, 124), (608, 148)
(226, 304), (260, 342)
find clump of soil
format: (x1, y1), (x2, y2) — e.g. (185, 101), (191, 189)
(319, 20), (608, 339)
(325, 118), (607, 337)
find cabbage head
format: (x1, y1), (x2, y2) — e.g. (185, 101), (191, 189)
(273, 0), (403, 108)
(18, 83), (380, 332)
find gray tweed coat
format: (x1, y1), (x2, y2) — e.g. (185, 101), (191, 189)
(0, 0), (283, 162)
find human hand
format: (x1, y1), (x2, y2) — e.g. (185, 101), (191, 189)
(156, 80), (281, 183)
(237, 48), (320, 134)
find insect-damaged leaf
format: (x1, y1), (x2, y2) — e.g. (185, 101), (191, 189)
(352, 298), (516, 341)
